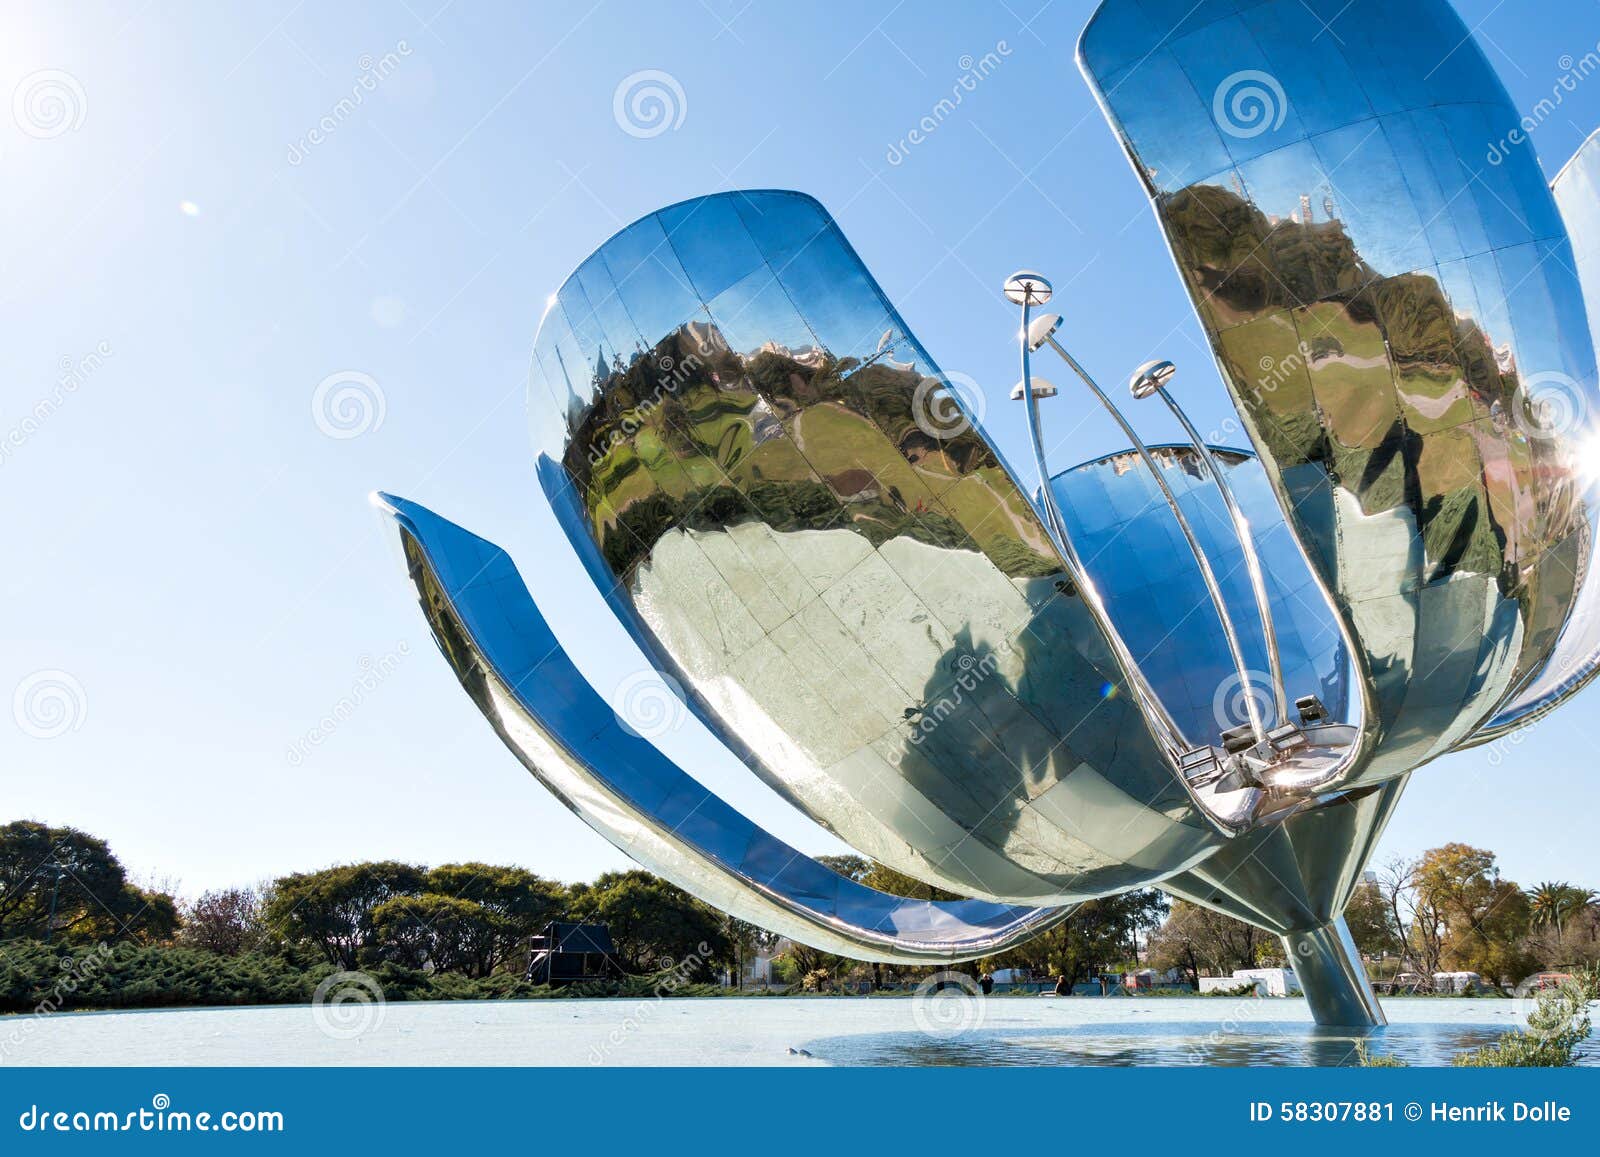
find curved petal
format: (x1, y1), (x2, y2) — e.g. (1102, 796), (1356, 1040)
(526, 188), (1222, 901)
(375, 491), (1076, 963)
(1080, 0), (1600, 783)
(1460, 129), (1600, 745)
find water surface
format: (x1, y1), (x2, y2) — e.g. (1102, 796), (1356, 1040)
(4, 996), (1588, 1067)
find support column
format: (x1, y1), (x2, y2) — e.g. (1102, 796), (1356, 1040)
(1281, 917), (1386, 1027)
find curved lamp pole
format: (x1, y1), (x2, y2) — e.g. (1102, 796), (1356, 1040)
(1026, 311), (1268, 748)
(1130, 360), (1290, 729)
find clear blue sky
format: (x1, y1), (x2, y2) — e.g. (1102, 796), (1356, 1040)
(3, 0), (1597, 898)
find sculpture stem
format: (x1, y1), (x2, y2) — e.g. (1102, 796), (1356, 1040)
(1282, 917), (1386, 1027)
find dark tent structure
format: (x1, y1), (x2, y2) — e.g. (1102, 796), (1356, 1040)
(525, 921), (622, 986)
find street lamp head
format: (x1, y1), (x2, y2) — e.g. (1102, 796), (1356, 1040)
(1003, 270), (1054, 306)
(1129, 359), (1177, 400)
(1010, 376), (1058, 401)
(1027, 312), (1062, 351)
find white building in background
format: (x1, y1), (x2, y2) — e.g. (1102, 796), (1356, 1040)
(1199, 967), (1302, 997)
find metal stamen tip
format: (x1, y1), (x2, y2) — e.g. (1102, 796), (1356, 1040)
(1027, 312), (1063, 351)
(1010, 376), (1058, 401)
(1129, 359), (1176, 399)
(1003, 270), (1053, 306)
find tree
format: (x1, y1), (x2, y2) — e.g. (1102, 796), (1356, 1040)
(568, 871), (727, 975)
(1146, 900), (1264, 985)
(371, 894), (492, 974)
(263, 861), (425, 969)
(987, 890), (1167, 984)
(180, 888), (265, 956)
(422, 863), (563, 976)
(1414, 844), (1535, 983)
(0, 820), (177, 945)
(1526, 882), (1596, 939)
(1343, 879), (1403, 961)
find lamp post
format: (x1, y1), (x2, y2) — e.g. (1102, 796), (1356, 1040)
(1129, 360), (1290, 729)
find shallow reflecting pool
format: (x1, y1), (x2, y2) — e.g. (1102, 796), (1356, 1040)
(9, 997), (1594, 1068)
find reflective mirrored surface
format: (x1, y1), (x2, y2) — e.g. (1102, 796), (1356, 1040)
(1049, 444), (1352, 747)
(376, 493), (1076, 962)
(529, 190), (1222, 904)
(1080, 0), (1600, 782)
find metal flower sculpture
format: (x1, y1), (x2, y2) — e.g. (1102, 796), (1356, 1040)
(377, 0), (1600, 1025)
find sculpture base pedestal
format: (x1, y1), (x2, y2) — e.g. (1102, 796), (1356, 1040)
(1282, 918), (1386, 1027)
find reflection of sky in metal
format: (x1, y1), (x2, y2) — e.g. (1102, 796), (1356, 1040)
(523, 188), (1219, 909)
(1050, 445), (1349, 747)
(1081, 0), (1599, 782)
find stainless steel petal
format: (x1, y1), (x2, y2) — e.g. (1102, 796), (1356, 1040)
(375, 492), (1077, 962)
(1079, 0), (1600, 785)
(529, 189), (1222, 903)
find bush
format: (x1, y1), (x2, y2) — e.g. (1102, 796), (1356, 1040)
(1452, 981), (1593, 1068)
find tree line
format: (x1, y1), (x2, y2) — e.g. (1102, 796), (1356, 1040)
(4, 819), (1594, 1010)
